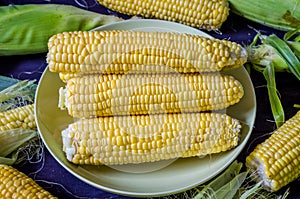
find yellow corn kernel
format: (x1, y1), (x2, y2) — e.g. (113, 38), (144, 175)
(62, 112), (241, 165)
(59, 72), (79, 82)
(246, 111), (300, 192)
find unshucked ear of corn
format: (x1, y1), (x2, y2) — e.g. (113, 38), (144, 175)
(0, 4), (122, 56)
(62, 112), (241, 165)
(246, 110), (300, 192)
(0, 164), (57, 198)
(59, 73), (243, 118)
(47, 31), (247, 75)
(96, 0), (230, 30)
(229, 0), (300, 31)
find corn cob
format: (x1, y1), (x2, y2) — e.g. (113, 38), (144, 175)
(0, 104), (36, 132)
(0, 164), (57, 198)
(59, 73), (243, 118)
(62, 112), (241, 165)
(96, 0), (229, 30)
(246, 110), (300, 192)
(47, 31), (247, 75)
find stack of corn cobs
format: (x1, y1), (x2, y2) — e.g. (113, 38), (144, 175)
(47, 30), (247, 166)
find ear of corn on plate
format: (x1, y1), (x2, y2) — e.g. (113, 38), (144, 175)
(35, 19), (256, 197)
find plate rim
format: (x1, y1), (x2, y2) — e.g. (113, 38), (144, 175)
(35, 19), (257, 197)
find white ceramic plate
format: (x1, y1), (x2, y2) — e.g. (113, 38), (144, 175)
(35, 19), (256, 197)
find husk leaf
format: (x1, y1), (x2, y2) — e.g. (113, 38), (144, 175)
(0, 4), (122, 56)
(229, 0), (300, 31)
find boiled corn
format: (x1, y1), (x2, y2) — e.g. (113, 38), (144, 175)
(97, 0), (229, 30)
(246, 110), (300, 192)
(62, 112), (241, 165)
(0, 164), (57, 198)
(59, 73), (244, 118)
(0, 104), (36, 132)
(47, 31), (247, 75)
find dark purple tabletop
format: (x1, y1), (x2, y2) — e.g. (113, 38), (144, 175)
(0, 1), (300, 198)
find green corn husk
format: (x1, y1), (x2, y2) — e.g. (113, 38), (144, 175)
(0, 77), (36, 111)
(191, 161), (285, 199)
(0, 4), (122, 56)
(0, 76), (18, 90)
(247, 35), (286, 128)
(263, 34), (300, 80)
(247, 31), (300, 128)
(193, 161), (244, 199)
(285, 28), (300, 73)
(262, 63), (285, 128)
(0, 129), (37, 165)
(229, 0), (300, 31)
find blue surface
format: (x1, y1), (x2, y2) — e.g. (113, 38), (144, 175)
(0, 1), (300, 198)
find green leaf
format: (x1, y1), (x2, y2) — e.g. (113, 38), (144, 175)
(193, 161), (243, 199)
(0, 152), (18, 165)
(262, 64), (285, 128)
(229, 0), (300, 31)
(0, 129), (37, 157)
(239, 181), (263, 199)
(250, 33), (260, 47)
(0, 75), (19, 91)
(283, 27), (300, 41)
(248, 43), (289, 72)
(0, 79), (36, 103)
(293, 35), (300, 42)
(0, 76), (37, 112)
(287, 41), (300, 61)
(263, 34), (300, 80)
(213, 172), (248, 199)
(0, 4), (122, 56)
